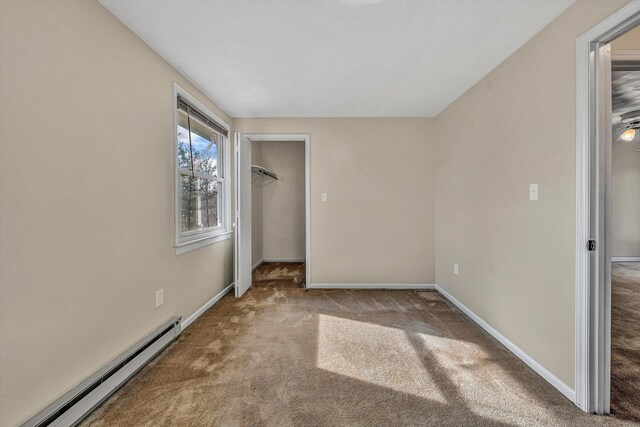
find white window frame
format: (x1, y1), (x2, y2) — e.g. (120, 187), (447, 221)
(173, 83), (232, 255)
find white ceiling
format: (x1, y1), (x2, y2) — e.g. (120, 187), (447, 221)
(100, 0), (574, 117)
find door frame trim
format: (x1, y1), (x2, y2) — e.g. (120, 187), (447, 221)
(575, 0), (640, 413)
(235, 133), (311, 295)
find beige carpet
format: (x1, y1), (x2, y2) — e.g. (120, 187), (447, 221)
(82, 263), (635, 426)
(611, 261), (640, 422)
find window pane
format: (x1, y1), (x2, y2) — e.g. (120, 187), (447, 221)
(176, 110), (192, 169)
(190, 118), (220, 177)
(176, 111), (221, 177)
(180, 175), (220, 232)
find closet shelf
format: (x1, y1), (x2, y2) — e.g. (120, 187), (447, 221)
(251, 165), (278, 180)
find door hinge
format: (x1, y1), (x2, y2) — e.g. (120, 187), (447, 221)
(587, 240), (596, 251)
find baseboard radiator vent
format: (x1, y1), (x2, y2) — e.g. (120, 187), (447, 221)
(22, 316), (181, 427)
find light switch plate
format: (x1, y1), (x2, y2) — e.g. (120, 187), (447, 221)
(321, 192), (327, 202)
(529, 183), (539, 201)
(156, 289), (164, 308)
(454, 263), (459, 275)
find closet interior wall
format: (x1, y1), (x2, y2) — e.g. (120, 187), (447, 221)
(251, 140), (306, 269)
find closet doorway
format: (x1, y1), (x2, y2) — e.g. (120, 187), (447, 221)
(234, 134), (310, 297)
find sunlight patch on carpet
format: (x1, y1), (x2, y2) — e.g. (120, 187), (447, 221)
(316, 314), (447, 403)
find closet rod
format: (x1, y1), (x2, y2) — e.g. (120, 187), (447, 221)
(251, 165), (278, 180)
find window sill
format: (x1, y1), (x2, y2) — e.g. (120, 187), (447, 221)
(175, 231), (233, 256)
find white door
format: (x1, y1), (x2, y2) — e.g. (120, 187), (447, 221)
(235, 133), (253, 297)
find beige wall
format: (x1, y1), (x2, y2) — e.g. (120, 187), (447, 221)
(0, 1), (234, 426)
(236, 118), (436, 284)
(612, 142), (640, 257)
(611, 25), (640, 49)
(434, 0), (630, 389)
(261, 141), (306, 261)
(2, 0), (635, 424)
(252, 141), (265, 267)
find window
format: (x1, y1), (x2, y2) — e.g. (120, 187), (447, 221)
(174, 86), (231, 254)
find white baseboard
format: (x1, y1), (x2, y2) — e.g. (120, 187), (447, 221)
(435, 285), (576, 403)
(252, 259), (264, 271)
(263, 258), (306, 263)
(181, 282), (234, 330)
(308, 283), (436, 290)
(612, 256), (640, 262)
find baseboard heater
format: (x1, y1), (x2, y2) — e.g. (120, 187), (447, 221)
(23, 316), (181, 427)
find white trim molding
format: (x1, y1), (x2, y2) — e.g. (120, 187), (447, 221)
(308, 283), (436, 290)
(252, 259), (264, 271)
(435, 285), (576, 402)
(575, 1), (640, 413)
(174, 232), (232, 256)
(181, 282), (234, 330)
(611, 256), (640, 262)
(263, 258), (306, 263)
(235, 133), (311, 296)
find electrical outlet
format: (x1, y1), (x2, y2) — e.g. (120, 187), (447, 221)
(454, 264), (459, 275)
(321, 192), (327, 202)
(155, 289), (164, 308)
(529, 183), (539, 201)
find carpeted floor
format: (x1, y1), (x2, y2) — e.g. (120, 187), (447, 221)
(611, 261), (640, 422)
(81, 263), (636, 426)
